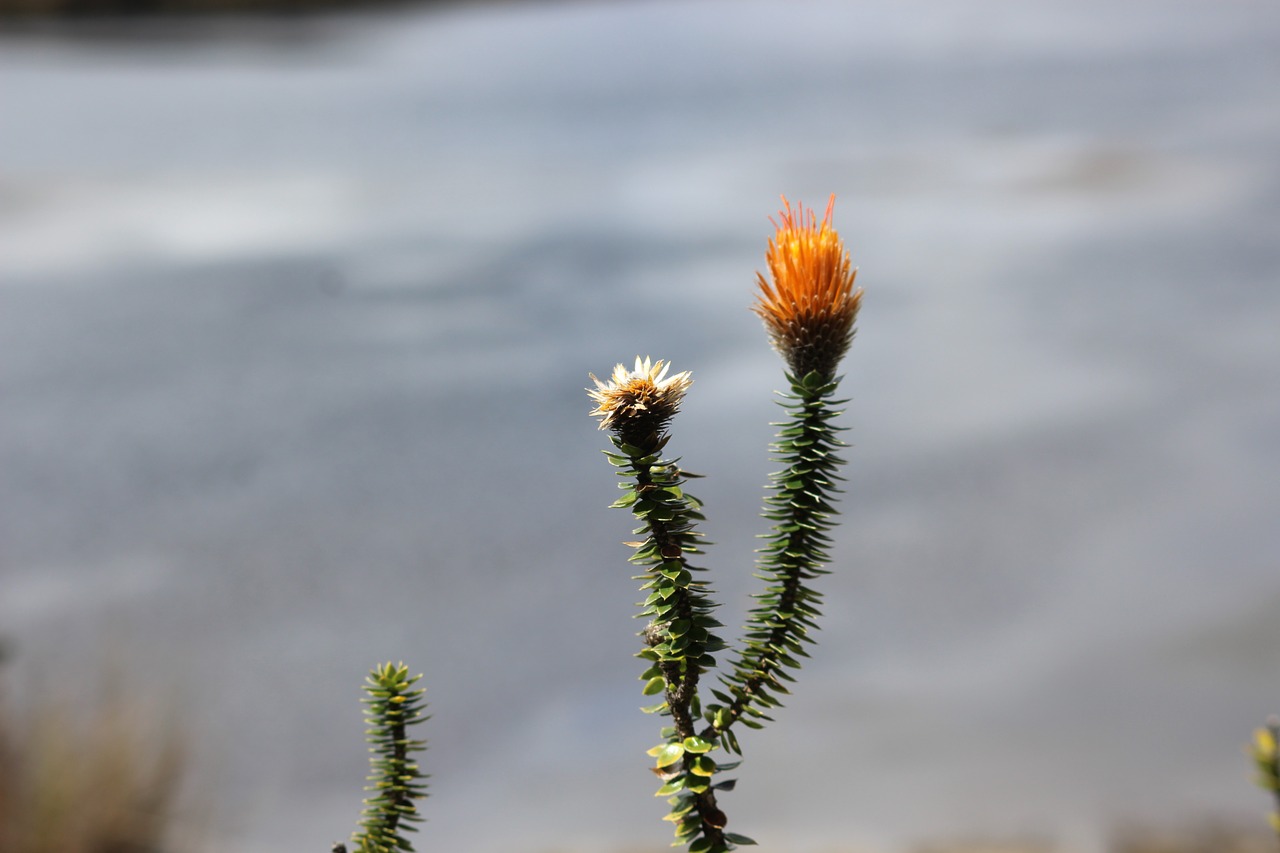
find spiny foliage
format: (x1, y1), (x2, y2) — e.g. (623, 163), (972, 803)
(349, 662), (428, 853)
(707, 371), (847, 741)
(603, 435), (738, 852)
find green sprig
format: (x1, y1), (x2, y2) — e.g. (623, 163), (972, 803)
(705, 371), (846, 748)
(1251, 717), (1280, 840)
(348, 662), (429, 853)
(604, 435), (736, 852)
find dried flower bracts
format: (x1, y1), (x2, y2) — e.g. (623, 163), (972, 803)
(589, 356), (693, 449)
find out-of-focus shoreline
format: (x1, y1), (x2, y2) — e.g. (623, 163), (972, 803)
(0, 0), (496, 29)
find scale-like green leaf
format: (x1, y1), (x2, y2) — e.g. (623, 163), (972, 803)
(647, 742), (685, 767)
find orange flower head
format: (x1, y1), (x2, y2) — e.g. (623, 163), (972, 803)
(753, 195), (862, 381)
(588, 356), (693, 448)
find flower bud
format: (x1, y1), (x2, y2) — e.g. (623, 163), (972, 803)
(753, 195), (862, 381)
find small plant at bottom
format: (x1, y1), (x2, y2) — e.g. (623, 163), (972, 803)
(1250, 716), (1280, 844)
(335, 662), (428, 853)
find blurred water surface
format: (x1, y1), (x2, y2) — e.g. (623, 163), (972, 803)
(2, 1), (1279, 851)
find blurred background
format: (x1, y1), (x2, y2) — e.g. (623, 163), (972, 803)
(1, 1), (1279, 851)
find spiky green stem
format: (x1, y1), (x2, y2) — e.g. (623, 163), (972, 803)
(703, 372), (846, 750)
(604, 435), (733, 852)
(349, 663), (428, 853)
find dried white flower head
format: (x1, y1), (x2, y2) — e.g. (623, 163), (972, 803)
(588, 356), (693, 445)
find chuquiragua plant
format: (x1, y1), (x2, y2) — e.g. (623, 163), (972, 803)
(589, 195), (863, 852)
(331, 197), (859, 853)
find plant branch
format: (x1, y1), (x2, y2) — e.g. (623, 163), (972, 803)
(348, 663), (428, 853)
(616, 443), (731, 851)
(703, 374), (845, 752)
